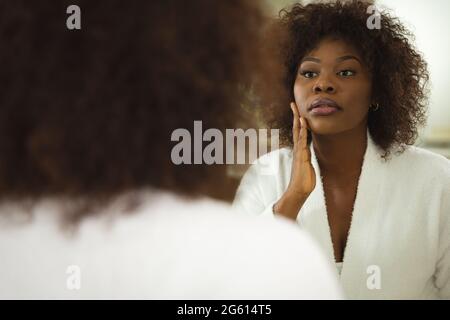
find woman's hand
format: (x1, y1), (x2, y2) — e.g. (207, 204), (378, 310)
(287, 102), (316, 198)
(273, 102), (316, 220)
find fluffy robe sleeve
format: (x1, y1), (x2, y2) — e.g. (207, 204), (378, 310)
(232, 149), (292, 219)
(435, 169), (450, 299)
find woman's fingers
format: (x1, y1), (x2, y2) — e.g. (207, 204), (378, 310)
(290, 102), (300, 146)
(299, 117), (312, 162)
(299, 116), (308, 149)
(291, 102), (311, 163)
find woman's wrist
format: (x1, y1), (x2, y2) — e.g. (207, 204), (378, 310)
(273, 189), (309, 220)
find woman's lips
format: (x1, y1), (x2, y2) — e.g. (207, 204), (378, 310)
(308, 98), (341, 116)
(309, 105), (340, 116)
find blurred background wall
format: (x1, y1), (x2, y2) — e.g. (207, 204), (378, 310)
(264, 0), (450, 158)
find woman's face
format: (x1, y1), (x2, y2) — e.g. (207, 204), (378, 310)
(293, 38), (372, 135)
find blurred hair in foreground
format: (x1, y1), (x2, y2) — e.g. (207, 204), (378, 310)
(0, 0), (269, 224)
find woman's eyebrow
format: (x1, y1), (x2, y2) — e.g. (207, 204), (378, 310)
(300, 55), (361, 64)
(300, 57), (321, 64)
(336, 55), (361, 64)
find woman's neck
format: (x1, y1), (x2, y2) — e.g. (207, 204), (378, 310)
(311, 122), (368, 178)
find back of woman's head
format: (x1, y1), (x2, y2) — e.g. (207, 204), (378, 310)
(0, 0), (265, 221)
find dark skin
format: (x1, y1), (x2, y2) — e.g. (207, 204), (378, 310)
(274, 38), (372, 263)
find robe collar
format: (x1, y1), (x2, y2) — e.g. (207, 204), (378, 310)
(298, 129), (388, 297)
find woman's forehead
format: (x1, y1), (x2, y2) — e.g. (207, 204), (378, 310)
(305, 37), (362, 60)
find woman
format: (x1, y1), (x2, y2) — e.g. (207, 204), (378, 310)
(234, 0), (450, 299)
(0, 1), (342, 299)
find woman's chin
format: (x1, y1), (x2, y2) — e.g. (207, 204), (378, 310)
(308, 123), (344, 135)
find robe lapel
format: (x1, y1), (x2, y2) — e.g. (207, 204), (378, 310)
(297, 130), (388, 298)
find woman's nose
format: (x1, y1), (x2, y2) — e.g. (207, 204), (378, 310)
(313, 80), (336, 94)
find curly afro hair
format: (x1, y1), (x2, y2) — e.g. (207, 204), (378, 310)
(258, 0), (429, 157)
(0, 0), (266, 223)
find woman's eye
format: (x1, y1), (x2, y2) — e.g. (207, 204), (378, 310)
(300, 71), (318, 79)
(337, 70), (356, 77)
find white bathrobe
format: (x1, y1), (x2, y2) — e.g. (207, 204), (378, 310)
(233, 131), (450, 299)
(0, 190), (342, 299)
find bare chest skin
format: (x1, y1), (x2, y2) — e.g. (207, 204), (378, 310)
(322, 175), (359, 263)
